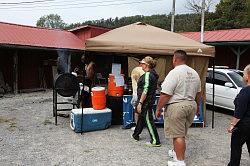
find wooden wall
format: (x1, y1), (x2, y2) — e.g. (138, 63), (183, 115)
(209, 45), (250, 70)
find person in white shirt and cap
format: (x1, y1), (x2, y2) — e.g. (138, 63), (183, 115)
(130, 63), (145, 130)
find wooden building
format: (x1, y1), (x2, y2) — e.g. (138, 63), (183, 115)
(180, 28), (250, 70)
(0, 22), (111, 94)
(68, 25), (111, 73)
(0, 22), (84, 94)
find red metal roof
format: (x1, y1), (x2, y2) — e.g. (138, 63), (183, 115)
(0, 22), (84, 50)
(180, 28), (250, 42)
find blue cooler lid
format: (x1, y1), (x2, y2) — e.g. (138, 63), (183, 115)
(71, 108), (112, 114)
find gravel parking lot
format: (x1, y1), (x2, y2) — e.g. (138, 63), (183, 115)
(0, 90), (249, 166)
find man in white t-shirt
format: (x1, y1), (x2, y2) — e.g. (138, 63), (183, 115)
(156, 50), (201, 166)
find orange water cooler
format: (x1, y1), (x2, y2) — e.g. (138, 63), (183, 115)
(107, 74), (124, 124)
(91, 87), (106, 110)
(108, 74), (124, 97)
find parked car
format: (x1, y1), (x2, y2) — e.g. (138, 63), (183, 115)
(229, 69), (243, 77)
(206, 68), (245, 111)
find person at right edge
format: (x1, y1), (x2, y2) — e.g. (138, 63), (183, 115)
(156, 50), (201, 166)
(131, 56), (161, 147)
(227, 64), (250, 166)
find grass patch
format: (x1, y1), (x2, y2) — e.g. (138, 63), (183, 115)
(43, 119), (52, 125)
(0, 116), (16, 124)
(0, 116), (18, 132)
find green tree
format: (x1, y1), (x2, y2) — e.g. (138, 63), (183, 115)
(36, 14), (66, 29)
(64, 0), (249, 32)
(65, 14), (202, 32)
(206, 0), (250, 30)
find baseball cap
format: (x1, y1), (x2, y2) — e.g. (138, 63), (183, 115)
(139, 56), (154, 66)
(139, 59), (149, 65)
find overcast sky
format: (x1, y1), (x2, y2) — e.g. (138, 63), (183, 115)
(0, 0), (220, 26)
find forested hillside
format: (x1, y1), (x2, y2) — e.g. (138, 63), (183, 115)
(37, 0), (249, 32)
(65, 13), (203, 32)
(65, 0), (249, 31)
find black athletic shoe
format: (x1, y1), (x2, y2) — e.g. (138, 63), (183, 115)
(131, 134), (139, 142)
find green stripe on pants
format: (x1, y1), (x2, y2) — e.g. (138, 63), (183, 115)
(146, 111), (157, 144)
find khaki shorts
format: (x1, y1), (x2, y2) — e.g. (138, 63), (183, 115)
(164, 100), (197, 138)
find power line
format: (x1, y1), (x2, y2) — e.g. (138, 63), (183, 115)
(0, 0), (165, 11)
(0, 0), (100, 6)
(0, 0), (121, 9)
(0, 0), (55, 5)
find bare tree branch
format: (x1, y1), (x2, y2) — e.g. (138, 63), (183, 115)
(185, 0), (214, 13)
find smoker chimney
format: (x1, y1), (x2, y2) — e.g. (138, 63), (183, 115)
(57, 49), (70, 74)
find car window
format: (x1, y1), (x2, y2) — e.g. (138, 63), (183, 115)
(214, 72), (231, 86)
(228, 72), (245, 87)
(236, 71), (243, 77)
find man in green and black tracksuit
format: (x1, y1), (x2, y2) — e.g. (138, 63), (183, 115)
(132, 68), (161, 146)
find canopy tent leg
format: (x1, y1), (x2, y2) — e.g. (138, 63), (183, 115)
(212, 57), (215, 129)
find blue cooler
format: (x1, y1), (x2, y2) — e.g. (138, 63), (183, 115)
(152, 96), (164, 124)
(122, 95), (205, 128)
(193, 98), (204, 124)
(70, 108), (112, 133)
(122, 95), (164, 129)
(123, 95), (134, 129)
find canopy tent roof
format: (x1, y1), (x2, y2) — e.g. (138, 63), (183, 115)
(86, 22), (215, 57)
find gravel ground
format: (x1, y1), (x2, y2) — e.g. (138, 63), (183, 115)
(0, 90), (249, 166)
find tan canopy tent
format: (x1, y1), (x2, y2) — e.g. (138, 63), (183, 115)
(85, 22), (215, 125)
(86, 22), (214, 57)
(86, 21), (215, 83)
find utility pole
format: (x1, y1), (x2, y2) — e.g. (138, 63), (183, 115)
(200, 0), (205, 42)
(171, 0), (176, 32)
